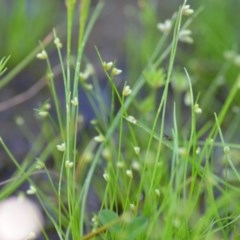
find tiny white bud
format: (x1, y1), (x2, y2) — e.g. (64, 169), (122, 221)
(179, 29), (193, 44)
(43, 102), (51, 110)
(117, 161), (125, 169)
(102, 148), (111, 161)
(103, 172), (110, 181)
(157, 19), (172, 33)
(155, 188), (160, 197)
(132, 161), (141, 171)
(83, 83), (93, 90)
(196, 147), (201, 155)
(122, 85), (132, 96)
(102, 61), (113, 71)
(194, 104), (202, 114)
(26, 185), (36, 195)
(133, 146), (140, 155)
(126, 115), (137, 124)
(130, 203), (135, 211)
(56, 142), (66, 152)
(178, 147), (187, 157)
(94, 134), (105, 143)
(35, 159), (44, 169)
(38, 111), (48, 118)
(126, 169), (133, 178)
(36, 50), (47, 60)
(71, 97), (78, 106)
(65, 160), (74, 168)
(184, 91), (192, 106)
(15, 116), (25, 126)
(182, 4), (194, 16)
(54, 37), (62, 49)
(224, 146), (230, 154)
(111, 67), (122, 76)
(79, 63), (94, 81)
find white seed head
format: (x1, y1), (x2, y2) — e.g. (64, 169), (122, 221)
(182, 4), (194, 16)
(36, 50), (47, 60)
(56, 142), (66, 152)
(26, 185), (36, 195)
(132, 161), (141, 171)
(71, 97), (78, 106)
(94, 134), (105, 143)
(35, 159), (45, 169)
(111, 67), (122, 76)
(65, 160), (74, 169)
(194, 104), (202, 114)
(126, 115), (137, 124)
(117, 161), (125, 169)
(15, 116), (25, 126)
(133, 146), (140, 155)
(179, 29), (194, 44)
(122, 85), (132, 96)
(126, 169), (133, 178)
(102, 61), (113, 71)
(54, 37), (62, 49)
(38, 110), (48, 118)
(155, 188), (160, 197)
(103, 172), (110, 181)
(157, 19), (172, 33)
(224, 146), (230, 154)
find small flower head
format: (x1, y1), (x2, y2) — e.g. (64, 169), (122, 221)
(196, 146), (201, 155)
(117, 161), (126, 169)
(126, 115), (137, 124)
(103, 172), (110, 182)
(81, 151), (93, 163)
(155, 188), (160, 197)
(83, 83), (93, 91)
(132, 161), (141, 171)
(26, 185), (36, 195)
(130, 203), (136, 211)
(91, 214), (99, 230)
(126, 169), (133, 178)
(54, 37), (63, 49)
(157, 19), (172, 33)
(133, 146), (140, 155)
(102, 147), (112, 161)
(182, 4), (194, 16)
(178, 147), (188, 157)
(71, 97), (78, 106)
(179, 29), (193, 44)
(194, 104), (202, 114)
(38, 111), (48, 118)
(65, 160), (74, 169)
(122, 85), (132, 97)
(15, 116), (25, 126)
(224, 146), (230, 155)
(184, 91), (192, 106)
(35, 159), (45, 169)
(102, 61), (113, 71)
(36, 50), (47, 60)
(111, 67), (122, 76)
(94, 134), (105, 143)
(57, 142), (66, 152)
(80, 63), (94, 81)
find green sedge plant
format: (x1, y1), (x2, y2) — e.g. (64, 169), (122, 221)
(1, 0), (240, 239)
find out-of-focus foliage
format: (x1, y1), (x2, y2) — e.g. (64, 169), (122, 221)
(0, 0), (62, 66)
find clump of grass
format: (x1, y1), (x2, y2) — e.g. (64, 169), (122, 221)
(1, 0), (240, 239)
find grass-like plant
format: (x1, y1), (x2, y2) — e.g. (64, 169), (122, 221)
(1, 0), (240, 239)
